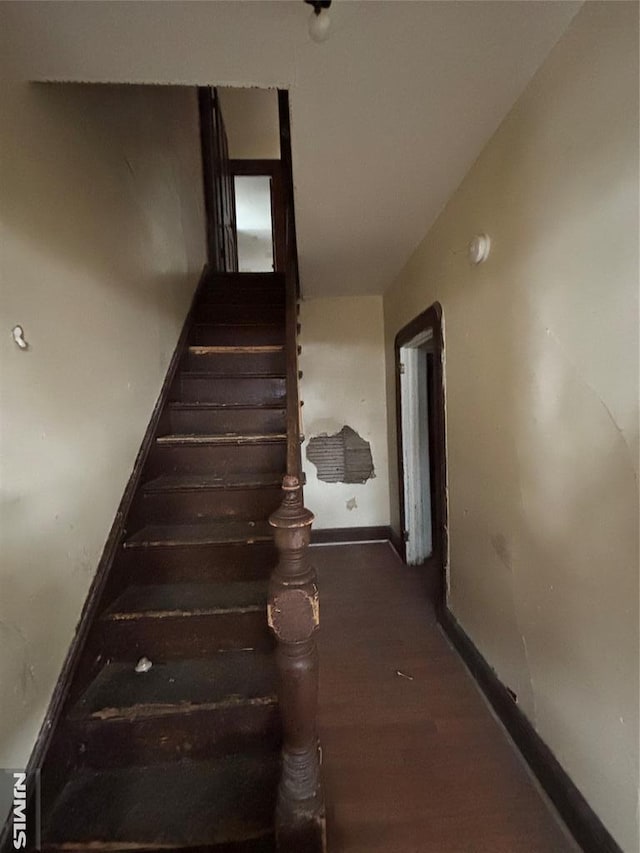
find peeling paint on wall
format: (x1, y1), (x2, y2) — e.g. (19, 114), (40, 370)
(306, 426), (375, 484)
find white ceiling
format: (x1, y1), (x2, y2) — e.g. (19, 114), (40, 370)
(0, 1), (582, 297)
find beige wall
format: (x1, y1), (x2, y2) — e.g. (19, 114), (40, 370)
(218, 88), (280, 160)
(300, 296), (390, 530)
(0, 82), (206, 767)
(384, 3), (638, 850)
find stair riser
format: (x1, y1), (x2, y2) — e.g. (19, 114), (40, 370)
(166, 407), (286, 436)
(183, 350), (286, 374)
(116, 542), (278, 585)
(207, 272), (285, 287)
(171, 375), (286, 405)
(191, 324), (285, 347)
(193, 304), (284, 324)
(67, 704), (281, 768)
(199, 287), (285, 306)
(145, 442), (287, 477)
(130, 487), (283, 527)
(101, 612), (272, 659)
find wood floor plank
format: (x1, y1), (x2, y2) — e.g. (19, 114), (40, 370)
(315, 543), (579, 853)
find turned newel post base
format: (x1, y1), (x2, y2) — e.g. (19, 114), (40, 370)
(268, 475), (326, 853)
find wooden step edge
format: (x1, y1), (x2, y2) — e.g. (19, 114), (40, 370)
(201, 284), (286, 294)
(204, 284), (284, 291)
(198, 292), (286, 300)
(187, 345), (285, 354)
(141, 476), (284, 493)
(42, 840), (273, 852)
(206, 271), (284, 279)
(196, 281), (283, 288)
(102, 603), (265, 621)
(203, 281), (285, 290)
(192, 321), (283, 328)
(199, 296), (285, 306)
(191, 318), (284, 327)
(155, 433), (287, 446)
(167, 402), (287, 410)
(123, 532), (273, 549)
(68, 693), (278, 723)
(195, 301), (284, 308)
(176, 371), (286, 379)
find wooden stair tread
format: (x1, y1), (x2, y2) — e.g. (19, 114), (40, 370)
(124, 521), (273, 548)
(43, 753), (279, 849)
(156, 433), (286, 447)
(142, 473), (283, 492)
(168, 402), (286, 410)
(206, 273), (284, 285)
(177, 371), (286, 379)
(103, 581), (268, 620)
(193, 321), (282, 328)
(195, 301), (284, 307)
(206, 272), (284, 282)
(69, 652), (277, 721)
(188, 345), (284, 354)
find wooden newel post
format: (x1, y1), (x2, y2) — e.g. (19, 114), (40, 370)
(268, 474), (325, 852)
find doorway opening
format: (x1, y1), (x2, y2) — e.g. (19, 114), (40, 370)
(234, 174), (274, 271)
(229, 159), (286, 273)
(395, 304), (448, 599)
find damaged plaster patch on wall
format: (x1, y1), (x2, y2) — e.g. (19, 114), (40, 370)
(306, 426), (375, 484)
(346, 497), (357, 511)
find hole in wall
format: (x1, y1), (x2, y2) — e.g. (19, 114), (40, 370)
(306, 426), (374, 484)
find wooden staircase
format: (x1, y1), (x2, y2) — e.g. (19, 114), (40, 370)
(39, 271), (291, 852)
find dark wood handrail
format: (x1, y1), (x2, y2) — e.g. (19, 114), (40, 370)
(267, 91), (325, 853)
(284, 205), (303, 480)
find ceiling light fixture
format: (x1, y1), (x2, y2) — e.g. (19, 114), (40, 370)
(305, 0), (332, 43)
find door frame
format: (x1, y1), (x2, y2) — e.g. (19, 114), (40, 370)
(395, 303), (448, 606)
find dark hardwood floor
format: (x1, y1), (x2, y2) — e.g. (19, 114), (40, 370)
(315, 542), (579, 853)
